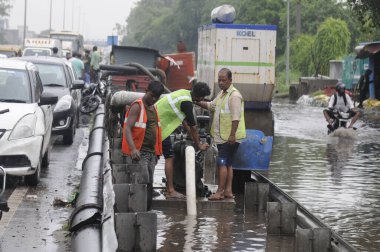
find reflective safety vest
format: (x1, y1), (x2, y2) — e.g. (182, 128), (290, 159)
(122, 98), (162, 156)
(155, 89), (192, 140)
(211, 86), (246, 141)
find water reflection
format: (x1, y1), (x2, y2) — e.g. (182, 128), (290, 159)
(156, 198), (273, 251)
(268, 99), (380, 251)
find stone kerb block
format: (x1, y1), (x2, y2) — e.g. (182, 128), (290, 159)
(244, 182), (269, 211)
(267, 202), (297, 235)
(115, 212), (157, 252)
(296, 228), (331, 252)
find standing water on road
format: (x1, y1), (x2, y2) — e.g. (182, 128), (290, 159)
(267, 98), (380, 251)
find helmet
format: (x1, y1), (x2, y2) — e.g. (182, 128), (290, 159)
(336, 82), (346, 96)
(335, 82), (345, 91)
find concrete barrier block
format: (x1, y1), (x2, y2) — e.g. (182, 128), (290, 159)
(244, 182), (269, 211)
(296, 228), (331, 252)
(127, 164), (149, 184)
(114, 184), (147, 213)
(136, 212), (157, 252)
(267, 202), (297, 235)
(112, 164), (128, 184)
(111, 148), (125, 165)
(115, 212), (157, 252)
(115, 213), (136, 252)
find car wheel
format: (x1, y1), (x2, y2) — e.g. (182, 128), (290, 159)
(25, 161), (41, 186)
(41, 148), (50, 168)
(76, 109), (80, 128)
(63, 125), (75, 145)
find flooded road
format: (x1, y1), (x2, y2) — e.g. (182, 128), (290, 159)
(267, 98), (380, 251)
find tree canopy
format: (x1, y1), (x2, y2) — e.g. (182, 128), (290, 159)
(312, 18), (350, 76)
(348, 0), (380, 28)
(0, 0), (11, 16)
(117, 0), (378, 81)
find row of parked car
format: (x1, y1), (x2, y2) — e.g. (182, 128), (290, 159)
(0, 56), (85, 186)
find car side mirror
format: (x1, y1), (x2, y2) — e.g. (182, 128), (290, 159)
(72, 80), (85, 90)
(39, 92), (58, 105)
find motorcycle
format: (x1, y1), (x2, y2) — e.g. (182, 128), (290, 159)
(327, 109), (353, 134)
(79, 80), (107, 114)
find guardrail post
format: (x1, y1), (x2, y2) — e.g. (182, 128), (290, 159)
(114, 184), (147, 212)
(244, 182), (269, 211)
(267, 202), (297, 235)
(115, 212), (157, 252)
(296, 228), (331, 252)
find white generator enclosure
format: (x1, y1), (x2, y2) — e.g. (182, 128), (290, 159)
(197, 24), (276, 109)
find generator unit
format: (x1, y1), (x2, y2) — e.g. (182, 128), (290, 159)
(197, 23), (277, 110)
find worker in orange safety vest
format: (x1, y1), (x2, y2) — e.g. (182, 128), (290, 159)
(121, 80), (165, 210)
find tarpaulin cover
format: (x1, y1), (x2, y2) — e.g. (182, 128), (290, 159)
(355, 42), (380, 59)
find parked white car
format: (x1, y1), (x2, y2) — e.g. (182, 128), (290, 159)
(0, 59), (57, 185)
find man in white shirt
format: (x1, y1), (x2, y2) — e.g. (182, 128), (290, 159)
(323, 82), (360, 130)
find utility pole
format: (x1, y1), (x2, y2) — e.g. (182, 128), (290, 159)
(63, 0), (66, 30)
(71, 0), (74, 31)
(286, 0), (290, 86)
(23, 0), (27, 47)
(49, 0), (53, 35)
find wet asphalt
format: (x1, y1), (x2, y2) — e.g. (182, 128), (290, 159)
(0, 125), (88, 252)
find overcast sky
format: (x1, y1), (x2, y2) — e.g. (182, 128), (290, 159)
(8, 0), (138, 40)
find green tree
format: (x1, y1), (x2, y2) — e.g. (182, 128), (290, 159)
(290, 34), (314, 76)
(311, 18), (350, 76)
(0, 0), (11, 43)
(347, 0), (380, 28)
(0, 0), (11, 16)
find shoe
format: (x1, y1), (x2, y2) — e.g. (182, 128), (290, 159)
(327, 124), (334, 131)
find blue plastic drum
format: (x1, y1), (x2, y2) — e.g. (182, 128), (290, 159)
(232, 129), (273, 170)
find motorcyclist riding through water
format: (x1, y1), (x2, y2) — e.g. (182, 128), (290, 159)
(323, 82), (360, 132)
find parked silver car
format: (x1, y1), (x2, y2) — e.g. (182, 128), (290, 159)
(0, 59), (57, 185)
(18, 56), (84, 145)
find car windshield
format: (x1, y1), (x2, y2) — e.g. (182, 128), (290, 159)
(0, 50), (17, 57)
(0, 68), (30, 103)
(36, 63), (67, 87)
(23, 48), (51, 56)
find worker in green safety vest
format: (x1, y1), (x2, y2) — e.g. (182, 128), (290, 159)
(196, 68), (246, 200)
(155, 82), (211, 199)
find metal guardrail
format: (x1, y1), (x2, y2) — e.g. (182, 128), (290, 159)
(251, 171), (357, 252)
(69, 104), (106, 252)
